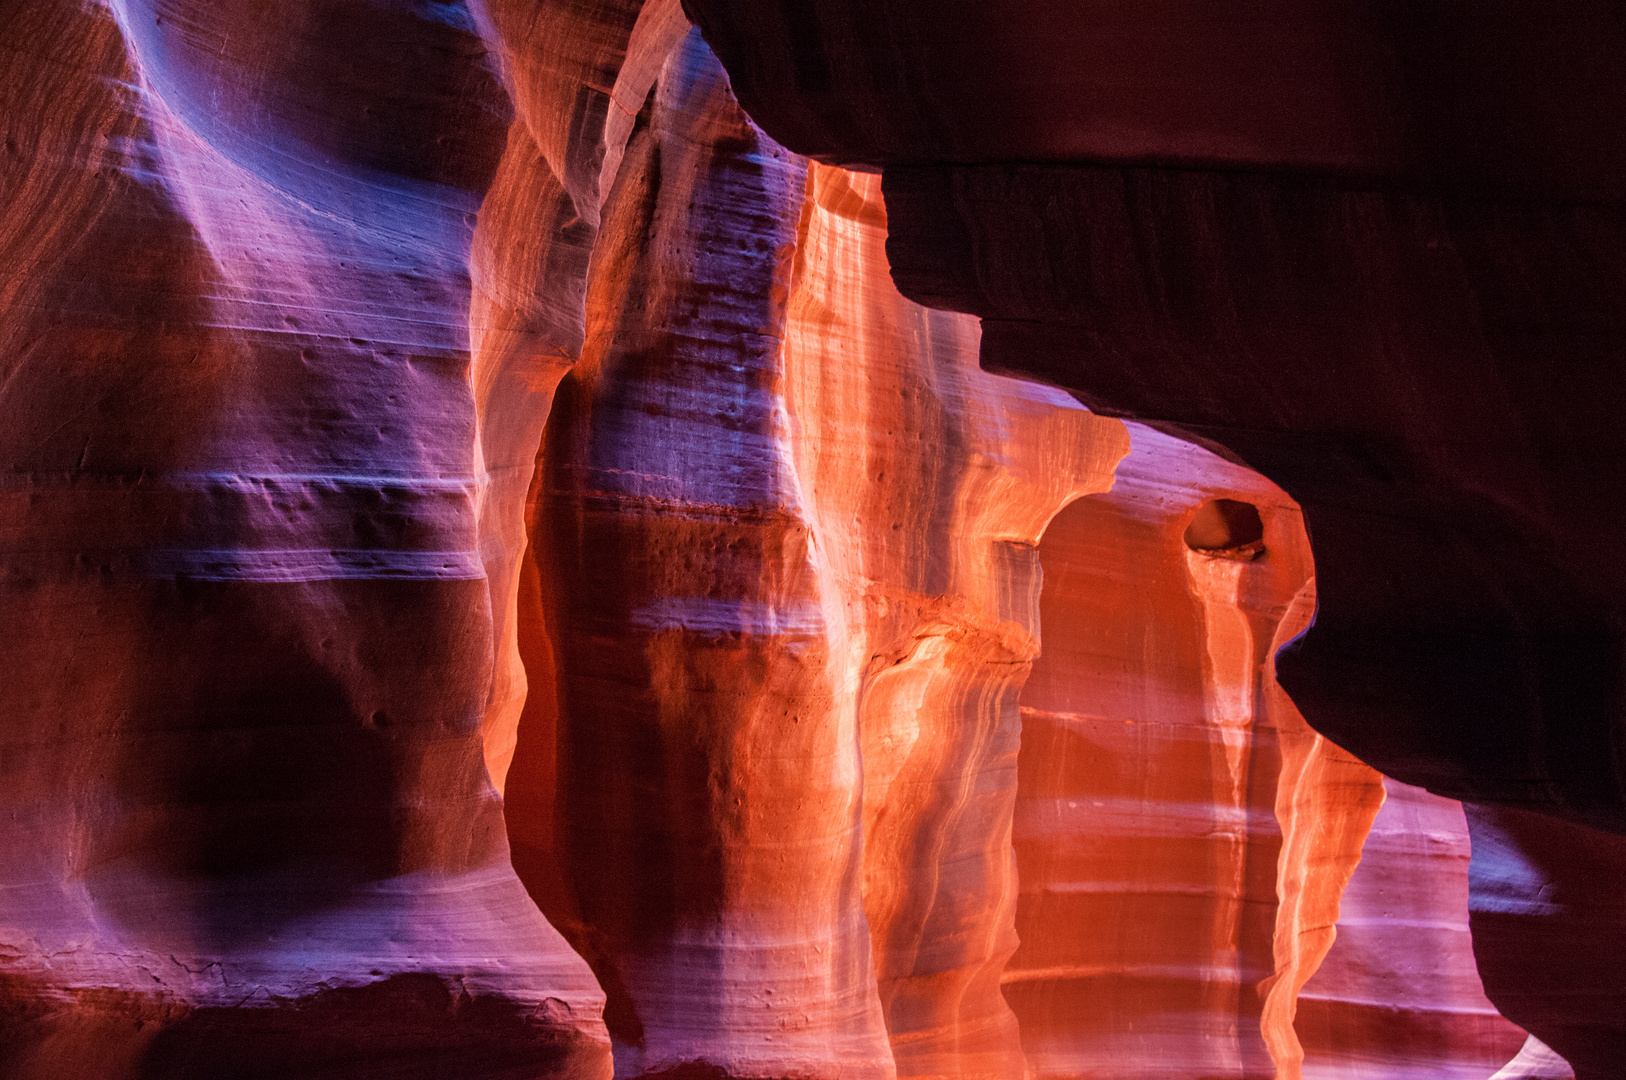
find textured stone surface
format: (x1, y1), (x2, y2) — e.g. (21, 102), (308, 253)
(1467, 804), (1626, 1076)
(786, 169), (1122, 1080)
(678, 4), (1626, 1069)
(0, 0), (682, 1074)
(1, 3), (1568, 1077)
(1296, 780), (1527, 1079)
(887, 155), (1621, 1080)
(1008, 425), (1387, 1080)
(506, 34), (1128, 1078)
(878, 163), (1626, 833)
(514, 35), (899, 1080)
(1490, 1037), (1577, 1080)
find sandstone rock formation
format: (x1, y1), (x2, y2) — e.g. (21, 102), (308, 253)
(1466, 804), (1626, 1077)
(680, 3), (1626, 1071)
(1296, 780), (1527, 1078)
(1491, 1037), (1578, 1080)
(507, 33), (1127, 1078)
(0, 0), (680, 1074)
(1010, 425), (1388, 1080)
(0, 1), (1594, 1078)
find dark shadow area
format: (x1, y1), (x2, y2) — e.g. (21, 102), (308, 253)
(0, 974), (588, 1080)
(1184, 498), (1265, 560)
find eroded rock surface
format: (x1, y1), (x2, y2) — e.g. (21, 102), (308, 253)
(1010, 426), (1389, 1080)
(1, 3), (1570, 1078)
(1297, 780), (1527, 1079)
(679, 3), (1626, 1070)
(0, 0), (682, 1074)
(507, 33), (1127, 1078)
(1467, 804), (1626, 1075)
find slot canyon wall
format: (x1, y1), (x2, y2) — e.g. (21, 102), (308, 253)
(0, 1), (1601, 1079)
(680, 2), (1626, 1075)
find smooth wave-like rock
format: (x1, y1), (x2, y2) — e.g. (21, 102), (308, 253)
(1009, 425), (1388, 1080)
(678, 4), (1626, 1070)
(1297, 780), (1527, 1079)
(1466, 803), (1626, 1075)
(1, 3), (1572, 1078)
(516, 33), (896, 1080)
(787, 168), (1122, 1080)
(0, 0), (683, 1073)
(1490, 1036), (1577, 1080)
(506, 31), (1128, 1079)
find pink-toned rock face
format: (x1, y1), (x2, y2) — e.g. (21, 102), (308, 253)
(518, 36), (897, 1080)
(1297, 780), (1527, 1078)
(505, 31), (1128, 1079)
(677, 4), (1626, 1071)
(786, 167), (1123, 1080)
(0, 0), (679, 1074)
(1009, 429), (1558, 1080)
(0, 3), (1571, 1079)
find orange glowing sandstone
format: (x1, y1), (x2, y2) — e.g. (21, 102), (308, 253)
(0, 5), (1560, 1078)
(1009, 425), (1389, 1080)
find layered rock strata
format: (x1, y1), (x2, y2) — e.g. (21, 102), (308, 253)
(0, 0), (682, 1074)
(1296, 780), (1528, 1078)
(0, 3), (1559, 1078)
(679, 3), (1626, 1068)
(1009, 426), (1387, 1080)
(507, 32), (1129, 1078)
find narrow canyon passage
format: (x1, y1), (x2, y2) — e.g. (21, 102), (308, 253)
(0, 2), (1608, 1078)
(1010, 427), (1357, 1080)
(1012, 430), (1540, 1079)
(495, 32), (1555, 1080)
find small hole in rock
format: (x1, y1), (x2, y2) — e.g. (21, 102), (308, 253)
(1183, 498), (1265, 561)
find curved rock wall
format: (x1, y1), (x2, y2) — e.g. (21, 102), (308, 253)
(1297, 780), (1527, 1078)
(506, 32), (1129, 1079)
(1011, 428), (1559, 1080)
(467, 0), (689, 792)
(1466, 804), (1626, 1076)
(1009, 426), (1386, 1080)
(517, 34), (897, 1080)
(0, 0), (679, 1075)
(1, 4), (1561, 1078)
(677, 4), (1626, 1069)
